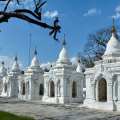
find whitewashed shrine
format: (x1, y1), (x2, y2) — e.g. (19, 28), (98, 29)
(42, 41), (84, 104)
(1, 56), (21, 97)
(18, 49), (44, 100)
(84, 22), (120, 111)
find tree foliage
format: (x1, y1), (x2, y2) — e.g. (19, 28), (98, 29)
(0, 0), (61, 40)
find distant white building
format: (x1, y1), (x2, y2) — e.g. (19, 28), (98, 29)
(84, 22), (120, 111)
(1, 56), (21, 97)
(18, 49), (44, 100)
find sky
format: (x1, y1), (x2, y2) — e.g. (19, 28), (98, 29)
(0, 0), (120, 68)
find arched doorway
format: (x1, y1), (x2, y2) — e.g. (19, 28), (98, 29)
(22, 82), (25, 95)
(50, 81), (55, 97)
(98, 78), (107, 101)
(4, 83), (7, 93)
(72, 81), (77, 98)
(39, 84), (44, 95)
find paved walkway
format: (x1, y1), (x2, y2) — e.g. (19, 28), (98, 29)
(0, 97), (120, 120)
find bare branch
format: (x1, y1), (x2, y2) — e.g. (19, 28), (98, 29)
(0, 0), (61, 40)
(15, 9), (41, 20)
(34, 0), (47, 20)
(0, 11), (53, 28)
(0, 0), (21, 11)
(4, 0), (11, 12)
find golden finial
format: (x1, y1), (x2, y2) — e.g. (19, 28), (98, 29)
(111, 17), (116, 33)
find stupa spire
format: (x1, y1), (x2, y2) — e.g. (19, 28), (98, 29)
(103, 18), (120, 56)
(30, 48), (40, 67)
(57, 35), (70, 63)
(111, 17), (116, 34)
(0, 61), (7, 76)
(12, 55), (20, 72)
(77, 53), (81, 63)
(34, 47), (37, 55)
(15, 56), (18, 61)
(76, 53), (83, 73)
(62, 34), (66, 46)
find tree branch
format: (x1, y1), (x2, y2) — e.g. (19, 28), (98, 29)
(0, 11), (53, 29)
(0, 0), (61, 40)
(15, 9), (41, 20)
(4, 0), (11, 12)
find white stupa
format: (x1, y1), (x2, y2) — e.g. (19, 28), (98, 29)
(103, 20), (120, 56)
(57, 38), (71, 64)
(30, 48), (40, 67)
(18, 48), (44, 100)
(43, 36), (84, 104)
(27, 48), (43, 73)
(11, 56), (20, 72)
(84, 19), (120, 111)
(76, 57), (83, 73)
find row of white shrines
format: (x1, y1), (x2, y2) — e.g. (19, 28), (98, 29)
(1, 23), (120, 111)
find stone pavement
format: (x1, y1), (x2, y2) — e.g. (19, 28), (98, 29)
(0, 97), (120, 120)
